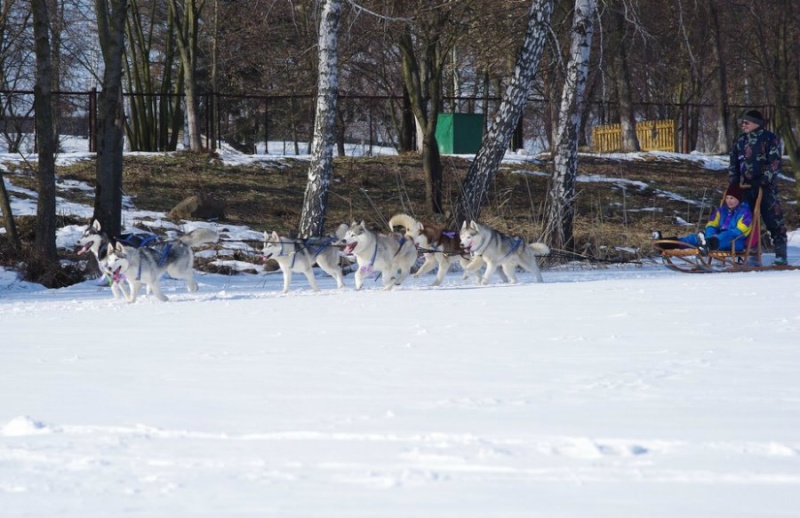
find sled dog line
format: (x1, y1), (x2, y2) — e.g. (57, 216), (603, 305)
(82, 217), (549, 301)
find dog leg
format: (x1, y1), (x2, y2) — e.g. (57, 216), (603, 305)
(457, 256), (474, 280)
(517, 257), (544, 283)
(414, 254), (436, 278)
(354, 267), (365, 290)
(302, 267), (320, 292)
(280, 267), (293, 294)
(127, 281), (142, 303)
(317, 256), (345, 289)
(501, 263), (519, 284)
(150, 282), (168, 302)
(431, 255), (451, 286)
(382, 269), (396, 290)
(481, 261), (498, 285)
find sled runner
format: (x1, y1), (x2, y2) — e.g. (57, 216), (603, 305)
(653, 187), (797, 273)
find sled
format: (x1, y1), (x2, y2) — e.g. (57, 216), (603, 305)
(653, 187), (798, 273)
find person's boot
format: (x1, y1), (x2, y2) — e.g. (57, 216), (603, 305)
(774, 242), (788, 266)
(696, 232), (709, 256)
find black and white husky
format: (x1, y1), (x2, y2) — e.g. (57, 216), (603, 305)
(262, 231), (345, 293)
(341, 221), (418, 290)
(105, 227), (219, 302)
(459, 220), (549, 285)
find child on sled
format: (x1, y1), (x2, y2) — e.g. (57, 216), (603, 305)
(652, 184), (753, 256)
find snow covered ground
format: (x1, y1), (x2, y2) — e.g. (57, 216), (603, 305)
(1, 140), (800, 516)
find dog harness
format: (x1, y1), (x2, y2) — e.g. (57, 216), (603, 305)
(498, 237), (524, 262)
(361, 236), (407, 275)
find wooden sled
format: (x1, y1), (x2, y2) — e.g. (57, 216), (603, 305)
(653, 187), (799, 274)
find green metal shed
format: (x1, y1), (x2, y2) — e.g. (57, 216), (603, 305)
(435, 113), (485, 154)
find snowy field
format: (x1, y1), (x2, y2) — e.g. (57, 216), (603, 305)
(1, 140), (800, 516)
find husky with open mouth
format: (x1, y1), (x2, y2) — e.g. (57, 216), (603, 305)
(341, 221), (417, 290)
(104, 227), (219, 302)
(76, 219), (160, 299)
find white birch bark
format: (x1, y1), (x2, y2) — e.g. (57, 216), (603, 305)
(542, 0), (596, 250)
(456, 0), (554, 224)
(299, 0), (340, 238)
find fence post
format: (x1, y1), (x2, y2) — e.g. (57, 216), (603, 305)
(89, 88), (97, 153)
(264, 97), (269, 155)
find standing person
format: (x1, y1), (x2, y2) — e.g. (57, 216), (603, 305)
(728, 109), (788, 266)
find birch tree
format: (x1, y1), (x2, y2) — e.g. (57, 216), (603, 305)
(298, 0), (340, 238)
(455, 0), (554, 225)
(93, 0), (127, 238)
(541, 0), (596, 251)
(31, 0), (58, 277)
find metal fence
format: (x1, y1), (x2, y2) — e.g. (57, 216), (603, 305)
(0, 88), (791, 156)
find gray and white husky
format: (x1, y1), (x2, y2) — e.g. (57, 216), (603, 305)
(262, 231), (344, 293)
(105, 227), (219, 302)
(341, 221), (418, 290)
(76, 219), (142, 299)
(459, 220), (549, 285)
(388, 213), (472, 286)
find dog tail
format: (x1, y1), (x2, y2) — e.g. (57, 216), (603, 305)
(528, 242), (550, 256)
(388, 213), (419, 233)
(333, 222), (350, 241)
(179, 228), (220, 247)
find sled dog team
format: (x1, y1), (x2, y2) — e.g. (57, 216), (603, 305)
(79, 215), (550, 302)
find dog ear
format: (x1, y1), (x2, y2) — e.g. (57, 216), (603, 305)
(263, 231), (268, 242)
(92, 219), (101, 231)
(114, 242), (125, 253)
(461, 221), (467, 230)
(271, 231), (279, 240)
(469, 221), (478, 230)
(359, 220), (366, 228)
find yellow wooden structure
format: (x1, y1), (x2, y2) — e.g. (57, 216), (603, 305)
(591, 119), (676, 153)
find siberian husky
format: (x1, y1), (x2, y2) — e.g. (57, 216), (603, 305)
(76, 219), (158, 299)
(388, 213), (472, 286)
(341, 221), (418, 290)
(105, 227), (219, 302)
(459, 220), (549, 284)
(262, 231), (344, 293)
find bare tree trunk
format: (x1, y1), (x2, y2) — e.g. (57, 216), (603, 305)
(299, 0), (340, 238)
(708, 0), (730, 153)
(93, 0), (127, 238)
(611, 3), (638, 152)
(398, 25), (445, 215)
(542, 0), (596, 251)
(0, 171), (20, 249)
(32, 0), (58, 275)
(455, 0), (554, 225)
(169, 0), (203, 151)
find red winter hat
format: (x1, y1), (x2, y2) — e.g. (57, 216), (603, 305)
(726, 184), (744, 202)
